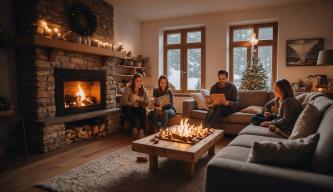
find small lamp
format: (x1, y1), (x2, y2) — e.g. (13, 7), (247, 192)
(317, 49), (333, 65)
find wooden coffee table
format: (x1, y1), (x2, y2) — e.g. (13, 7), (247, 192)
(132, 129), (224, 178)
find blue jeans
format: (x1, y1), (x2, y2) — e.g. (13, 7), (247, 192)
(251, 113), (276, 125)
(204, 105), (235, 128)
(151, 109), (176, 128)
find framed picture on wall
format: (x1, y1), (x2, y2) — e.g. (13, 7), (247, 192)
(286, 38), (324, 66)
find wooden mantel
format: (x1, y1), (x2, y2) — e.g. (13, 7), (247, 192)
(10, 35), (125, 64)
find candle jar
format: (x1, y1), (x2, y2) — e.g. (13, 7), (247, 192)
(44, 27), (52, 38)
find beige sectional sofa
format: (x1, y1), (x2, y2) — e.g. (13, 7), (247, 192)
(183, 90), (274, 135)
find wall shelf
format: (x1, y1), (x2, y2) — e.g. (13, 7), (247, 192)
(114, 65), (151, 70)
(10, 35), (126, 64)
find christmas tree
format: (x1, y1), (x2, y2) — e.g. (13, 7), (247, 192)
(239, 57), (268, 90)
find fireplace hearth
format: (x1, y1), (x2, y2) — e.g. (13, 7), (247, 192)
(55, 68), (106, 117)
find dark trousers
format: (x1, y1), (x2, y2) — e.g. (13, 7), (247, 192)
(251, 113), (276, 125)
(122, 106), (146, 130)
(204, 105), (235, 128)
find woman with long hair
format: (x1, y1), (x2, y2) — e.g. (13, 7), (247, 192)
(121, 73), (148, 138)
(150, 75), (176, 132)
(252, 79), (302, 137)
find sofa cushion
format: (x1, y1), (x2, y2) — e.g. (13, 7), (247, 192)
(189, 109), (207, 119)
(248, 133), (319, 168)
(238, 90), (270, 110)
(229, 134), (285, 148)
(289, 103), (321, 139)
(312, 95), (333, 113)
(239, 124), (281, 138)
(240, 105), (264, 114)
(190, 92), (209, 110)
(312, 105), (333, 175)
(215, 146), (251, 162)
(222, 112), (253, 124)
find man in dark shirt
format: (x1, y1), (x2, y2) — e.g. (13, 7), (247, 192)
(205, 70), (239, 128)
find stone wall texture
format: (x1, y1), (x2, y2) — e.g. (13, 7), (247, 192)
(14, 0), (119, 153)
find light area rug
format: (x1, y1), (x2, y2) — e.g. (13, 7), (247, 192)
(37, 145), (212, 192)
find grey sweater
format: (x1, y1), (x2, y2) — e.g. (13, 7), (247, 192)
(120, 86), (149, 107)
(269, 97), (302, 132)
(210, 82), (239, 110)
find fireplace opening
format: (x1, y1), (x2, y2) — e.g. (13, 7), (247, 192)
(64, 81), (101, 109)
(55, 68), (106, 116)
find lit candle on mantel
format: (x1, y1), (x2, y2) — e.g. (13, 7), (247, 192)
(37, 20), (48, 35)
(45, 27), (52, 38)
(52, 27), (61, 39)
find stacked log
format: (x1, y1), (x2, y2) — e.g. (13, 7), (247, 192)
(65, 122), (107, 144)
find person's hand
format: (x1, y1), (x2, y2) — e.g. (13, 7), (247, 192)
(260, 121), (271, 127)
(264, 112), (271, 118)
(154, 99), (160, 107)
(268, 125), (277, 132)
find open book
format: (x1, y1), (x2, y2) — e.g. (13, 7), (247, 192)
(204, 93), (226, 107)
(155, 94), (171, 110)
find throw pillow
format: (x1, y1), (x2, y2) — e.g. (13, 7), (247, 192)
(247, 133), (319, 167)
(190, 92), (208, 110)
(289, 103), (320, 139)
(240, 105), (263, 114)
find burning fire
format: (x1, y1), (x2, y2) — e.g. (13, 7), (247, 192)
(76, 83), (86, 107)
(158, 118), (214, 144)
(64, 82), (95, 108)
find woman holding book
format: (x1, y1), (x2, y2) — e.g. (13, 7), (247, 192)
(251, 79), (302, 137)
(121, 73), (148, 138)
(150, 75), (176, 131)
(204, 70), (238, 128)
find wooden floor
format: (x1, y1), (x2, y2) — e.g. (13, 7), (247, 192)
(0, 132), (233, 192)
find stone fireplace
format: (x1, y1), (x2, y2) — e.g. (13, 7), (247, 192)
(14, 0), (121, 153)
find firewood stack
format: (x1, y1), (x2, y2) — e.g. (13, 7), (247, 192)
(65, 122), (107, 144)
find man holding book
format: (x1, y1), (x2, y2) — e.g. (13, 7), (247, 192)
(204, 70), (238, 128)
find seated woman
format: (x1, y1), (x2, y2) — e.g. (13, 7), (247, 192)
(121, 73), (148, 138)
(150, 75), (176, 132)
(251, 79), (302, 137)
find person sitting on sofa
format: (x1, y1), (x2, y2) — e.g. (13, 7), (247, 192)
(150, 75), (176, 132)
(252, 79), (302, 137)
(204, 70), (238, 128)
(121, 73), (149, 138)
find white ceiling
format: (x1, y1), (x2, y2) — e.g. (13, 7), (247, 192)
(104, 0), (317, 21)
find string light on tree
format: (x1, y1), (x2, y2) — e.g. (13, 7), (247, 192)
(239, 33), (268, 90)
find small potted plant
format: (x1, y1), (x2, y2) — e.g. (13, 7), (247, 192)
(134, 55), (150, 67)
(0, 96), (14, 116)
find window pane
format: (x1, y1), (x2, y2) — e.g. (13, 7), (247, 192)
(258, 27), (273, 40)
(233, 28), (253, 41)
(187, 48), (201, 90)
(187, 31), (201, 43)
(167, 33), (181, 44)
(258, 46), (273, 89)
(233, 47), (248, 88)
(167, 49), (181, 90)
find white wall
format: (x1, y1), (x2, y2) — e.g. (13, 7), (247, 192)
(114, 8), (141, 56)
(141, 0), (333, 90)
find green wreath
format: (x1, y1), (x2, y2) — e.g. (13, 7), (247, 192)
(67, 3), (97, 36)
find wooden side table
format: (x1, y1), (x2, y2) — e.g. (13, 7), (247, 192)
(0, 114), (29, 159)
